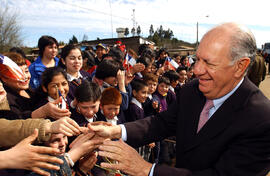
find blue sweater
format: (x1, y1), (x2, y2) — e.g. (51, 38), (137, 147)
(29, 56), (59, 89)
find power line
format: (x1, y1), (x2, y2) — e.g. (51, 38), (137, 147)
(52, 0), (131, 21)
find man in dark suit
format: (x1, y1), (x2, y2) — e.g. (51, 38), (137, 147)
(89, 22), (270, 176)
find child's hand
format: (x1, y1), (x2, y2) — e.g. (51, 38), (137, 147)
(117, 70), (125, 84)
(78, 152), (97, 174)
(148, 143), (155, 149)
(130, 63), (145, 75)
(117, 70), (126, 93)
(42, 97), (71, 119)
(156, 66), (165, 76)
(152, 101), (159, 109)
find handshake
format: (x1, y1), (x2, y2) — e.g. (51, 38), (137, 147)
(1, 118), (152, 176)
(69, 121), (152, 176)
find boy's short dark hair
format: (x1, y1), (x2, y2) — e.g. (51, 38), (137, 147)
(38, 35), (59, 57)
(176, 66), (187, 73)
(75, 80), (101, 103)
(143, 73), (158, 83)
(137, 56), (152, 67)
(163, 70), (179, 82)
(158, 76), (170, 85)
(100, 87), (122, 106)
(95, 59), (120, 80)
(131, 79), (148, 92)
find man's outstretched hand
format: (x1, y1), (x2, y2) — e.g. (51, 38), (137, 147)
(87, 121), (122, 139)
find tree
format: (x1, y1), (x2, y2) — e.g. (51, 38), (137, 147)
(58, 41), (65, 46)
(149, 24), (154, 36)
(164, 28), (174, 39)
(131, 27), (136, 36)
(0, 3), (23, 53)
(68, 35), (78, 44)
(157, 25), (164, 38)
(82, 34), (88, 42)
(124, 27), (129, 37)
(137, 25), (141, 36)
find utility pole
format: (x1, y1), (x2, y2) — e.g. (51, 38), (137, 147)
(132, 9), (137, 34)
(109, 0), (113, 38)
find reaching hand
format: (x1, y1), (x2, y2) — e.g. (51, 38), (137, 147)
(148, 142), (155, 149)
(49, 117), (82, 136)
(68, 132), (104, 163)
(87, 121), (122, 139)
(42, 97), (71, 119)
(131, 63), (145, 74)
(2, 129), (63, 176)
(152, 101), (159, 109)
(78, 152), (97, 174)
(98, 139), (152, 176)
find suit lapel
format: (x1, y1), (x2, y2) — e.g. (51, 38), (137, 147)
(184, 77), (255, 152)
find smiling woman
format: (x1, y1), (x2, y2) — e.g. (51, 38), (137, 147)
(0, 52), (34, 119)
(59, 44), (92, 104)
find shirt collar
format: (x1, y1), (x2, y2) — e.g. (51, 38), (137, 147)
(131, 97), (143, 109)
(67, 72), (83, 82)
(169, 86), (174, 93)
(212, 78), (244, 110)
(101, 110), (118, 125)
(84, 114), (96, 123)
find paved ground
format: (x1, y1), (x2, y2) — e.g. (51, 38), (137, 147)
(260, 73), (270, 99)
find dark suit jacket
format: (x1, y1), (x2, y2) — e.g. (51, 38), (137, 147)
(124, 77), (270, 176)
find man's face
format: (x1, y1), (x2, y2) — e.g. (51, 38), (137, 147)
(100, 104), (120, 119)
(194, 32), (239, 99)
(45, 133), (68, 155)
(77, 100), (100, 119)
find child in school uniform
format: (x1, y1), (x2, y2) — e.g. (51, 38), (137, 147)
(59, 44), (91, 104)
(153, 76), (170, 112)
(163, 70), (180, 105)
(142, 73), (160, 117)
(97, 87), (123, 125)
(70, 80), (101, 127)
(32, 67), (71, 120)
(126, 79), (148, 122)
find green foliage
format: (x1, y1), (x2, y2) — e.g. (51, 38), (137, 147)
(147, 25), (195, 48)
(131, 27), (136, 36)
(149, 24), (154, 36)
(137, 25), (141, 36)
(124, 27), (129, 37)
(58, 41), (65, 45)
(68, 35), (78, 44)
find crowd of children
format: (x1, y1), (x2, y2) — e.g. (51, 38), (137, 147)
(0, 35), (196, 176)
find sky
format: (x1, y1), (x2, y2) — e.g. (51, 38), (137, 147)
(2, 0), (270, 48)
